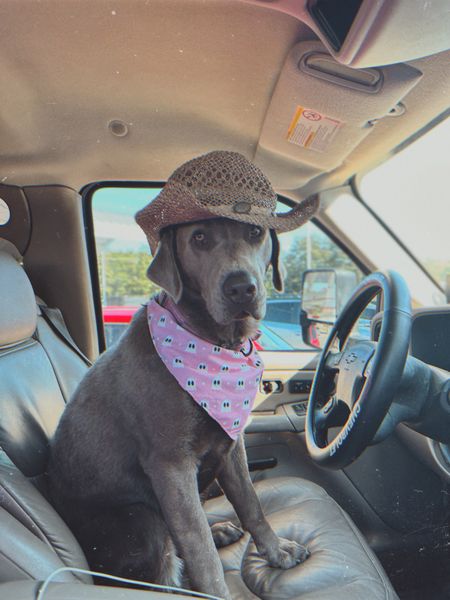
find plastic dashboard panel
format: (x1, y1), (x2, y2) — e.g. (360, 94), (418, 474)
(372, 306), (450, 372)
(372, 306), (450, 482)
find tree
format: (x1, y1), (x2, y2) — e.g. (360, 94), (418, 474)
(266, 230), (362, 299)
(97, 252), (158, 304)
(99, 230), (362, 305)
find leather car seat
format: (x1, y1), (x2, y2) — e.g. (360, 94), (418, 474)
(0, 243), (399, 599)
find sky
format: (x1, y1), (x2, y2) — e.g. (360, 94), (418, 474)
(93, 187), (160, 251)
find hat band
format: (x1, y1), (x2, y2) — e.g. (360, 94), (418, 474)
(196, 198), (275, 217)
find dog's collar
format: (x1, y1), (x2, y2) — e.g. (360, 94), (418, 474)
(158, 292), (255, 353)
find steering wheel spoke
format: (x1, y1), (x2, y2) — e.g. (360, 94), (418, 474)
(324, 350), (342, 372)
(315, 396), (350, 431)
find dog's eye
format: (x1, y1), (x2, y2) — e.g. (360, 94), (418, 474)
(249, 226), (263, 239)
(192, 231), (206, 245)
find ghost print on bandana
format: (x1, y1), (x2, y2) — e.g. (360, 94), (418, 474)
(147, 299), (263, 440)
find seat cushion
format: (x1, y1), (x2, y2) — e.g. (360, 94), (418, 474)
(0, 246), (88, 478)
(205, 477), (398, 600)
(0, 451), (91, 584)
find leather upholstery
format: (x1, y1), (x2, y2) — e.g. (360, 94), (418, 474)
(0, 321), (86, 477)
(34, 305), (87, 404)
(0, 338), (67, 477)
(0, 248), (87, 476)
(0, 243), (399, 598)
(0, 250), (37, 346)
(0, 452), (91, 584)
(0, 245), (91, 584)
(0, 580), (185, 599)
(206, 477), (398, 599)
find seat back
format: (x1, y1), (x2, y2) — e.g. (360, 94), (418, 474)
(0, 242), (91, 583)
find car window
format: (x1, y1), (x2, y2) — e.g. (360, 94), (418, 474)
(358, 116), (450, 290)
(91, 189), (363, 351)
(324, 190), (445, 307)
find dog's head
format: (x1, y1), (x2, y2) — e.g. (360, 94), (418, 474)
(146, 218), (283, 326)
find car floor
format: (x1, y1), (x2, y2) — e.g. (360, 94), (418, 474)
(400, 585), (450, 600)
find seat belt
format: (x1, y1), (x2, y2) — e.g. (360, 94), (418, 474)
(37, 304), (93, 367)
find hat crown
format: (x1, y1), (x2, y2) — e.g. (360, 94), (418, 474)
(135, 150), (319, 255)
(169, 151), (277, 210)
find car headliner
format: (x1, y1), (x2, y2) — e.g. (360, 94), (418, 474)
(0, 0), (449, 203)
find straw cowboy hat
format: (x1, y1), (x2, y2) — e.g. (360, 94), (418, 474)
(135, 150), (319, 254)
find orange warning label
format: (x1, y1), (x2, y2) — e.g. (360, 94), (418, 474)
(287, 106), (342, 152)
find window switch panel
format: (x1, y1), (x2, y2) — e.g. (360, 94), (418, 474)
(289, 379), (312, 394)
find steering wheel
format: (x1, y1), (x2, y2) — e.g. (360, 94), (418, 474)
(305, 271), (411, 469)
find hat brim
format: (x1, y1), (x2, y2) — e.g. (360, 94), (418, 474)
(135, 181), (319, 254)
(204, 194), (319, 232)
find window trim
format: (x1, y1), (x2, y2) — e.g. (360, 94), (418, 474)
(81, 181), (172, 352)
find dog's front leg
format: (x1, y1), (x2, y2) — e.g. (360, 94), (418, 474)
(146, 457), (231, 600)
(218, 436), (309, 569)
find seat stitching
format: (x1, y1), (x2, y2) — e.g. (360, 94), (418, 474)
(0, 480), (91, 584)
(0, 549), (38, 578)
(0, 482), (53, 549)
(0, 338), (37, 357)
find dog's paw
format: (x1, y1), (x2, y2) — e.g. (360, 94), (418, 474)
(211, 521), (244, 548)
(265, 537), (309, 569)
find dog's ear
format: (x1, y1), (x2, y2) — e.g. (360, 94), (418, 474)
(147, 229), (183, 302)
(270, 230), (284, 292)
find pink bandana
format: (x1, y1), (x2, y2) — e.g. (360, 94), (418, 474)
(147, 299), (264, 440)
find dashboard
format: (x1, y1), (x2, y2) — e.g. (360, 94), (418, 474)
(410, 309), (450, 372)
(373, 306), (450, 481)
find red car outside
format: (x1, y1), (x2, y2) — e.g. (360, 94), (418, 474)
(102, 305), (265, 350)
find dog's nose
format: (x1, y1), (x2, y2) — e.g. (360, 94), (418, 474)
(223, 272), (257, 304)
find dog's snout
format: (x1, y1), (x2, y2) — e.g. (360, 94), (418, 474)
(223, 272), (257, 305)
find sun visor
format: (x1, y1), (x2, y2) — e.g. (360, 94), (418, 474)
(255, 41), (422, 186)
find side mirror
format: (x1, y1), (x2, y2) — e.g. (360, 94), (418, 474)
(300, 269), (357, 349)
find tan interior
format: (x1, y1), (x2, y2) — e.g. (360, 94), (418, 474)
(0, 0), (449, 199)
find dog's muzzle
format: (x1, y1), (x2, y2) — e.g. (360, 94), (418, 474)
(222, 271), (259, 318)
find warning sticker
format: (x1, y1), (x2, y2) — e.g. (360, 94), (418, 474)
(286, 106), (342, 152)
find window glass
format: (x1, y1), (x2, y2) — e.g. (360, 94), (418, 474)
(325, 191), (445, 307)
(91, 190), (363, 351)
(93, 187), (161, 306)
(359, 116), (450, 290)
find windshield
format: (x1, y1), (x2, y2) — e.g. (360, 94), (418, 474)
(358, 116), (450, 291)
(324, 190), (445, 308)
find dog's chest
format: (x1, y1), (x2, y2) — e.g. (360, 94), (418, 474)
(195, 435), (234, 493)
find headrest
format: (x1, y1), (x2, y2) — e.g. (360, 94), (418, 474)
(0, 241), (37, 347)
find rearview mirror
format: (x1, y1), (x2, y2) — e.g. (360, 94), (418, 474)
(300, 269), (357, 349)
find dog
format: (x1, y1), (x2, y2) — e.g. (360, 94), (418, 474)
(49, 151), (317, 599)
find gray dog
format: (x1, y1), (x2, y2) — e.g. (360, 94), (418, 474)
(49, 152), (317, 599)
